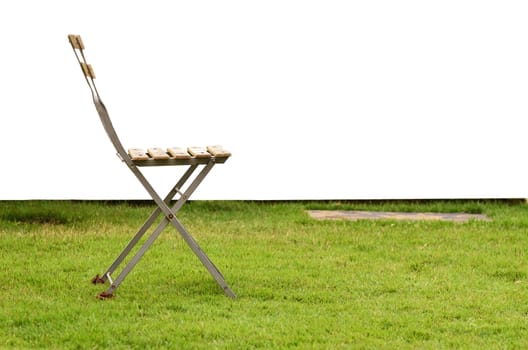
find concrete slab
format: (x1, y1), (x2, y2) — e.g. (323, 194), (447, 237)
(307, 210), (490, 222)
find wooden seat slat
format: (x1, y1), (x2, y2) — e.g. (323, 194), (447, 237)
(207, 145), (231, 158)
(147, 147), (170, 160)
(167, 147), (192, 159)
(128, 148), (149, 161)
(187, 146), (212, 158)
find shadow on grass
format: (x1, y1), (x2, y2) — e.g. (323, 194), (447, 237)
(0, 201), (75, 225)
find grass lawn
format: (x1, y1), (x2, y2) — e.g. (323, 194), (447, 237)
(1, 200), (528, 349)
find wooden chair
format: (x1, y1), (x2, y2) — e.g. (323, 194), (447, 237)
(68, 34), (236, 299)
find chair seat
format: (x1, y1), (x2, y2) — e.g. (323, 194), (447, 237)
(128, 146), (231, 166)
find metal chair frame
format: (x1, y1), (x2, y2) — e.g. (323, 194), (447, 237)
(68, 34), (236, 299)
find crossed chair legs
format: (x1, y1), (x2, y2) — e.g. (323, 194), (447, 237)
(91, 160), (236, 299)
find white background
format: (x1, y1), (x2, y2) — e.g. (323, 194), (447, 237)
(1, 1), (527, 200)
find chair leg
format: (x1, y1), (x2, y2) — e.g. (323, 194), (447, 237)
(167, 215), (236, 298)
(92, 165), (198, 285)
(97, 214), (171, 299)
(97, 161), (236, 299)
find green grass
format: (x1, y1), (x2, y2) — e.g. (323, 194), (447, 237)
(1, 200), (528, 349)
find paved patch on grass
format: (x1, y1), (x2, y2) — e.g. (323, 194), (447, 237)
(307, 210), (491, 222)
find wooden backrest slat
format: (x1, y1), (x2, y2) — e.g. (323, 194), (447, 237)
(81, 63), (96, 79)
(68, 34), (85, 50)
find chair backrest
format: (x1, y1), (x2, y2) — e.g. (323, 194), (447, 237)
(68, 34), (131, 164)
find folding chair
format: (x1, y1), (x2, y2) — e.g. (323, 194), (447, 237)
(68, 34), (236, 299)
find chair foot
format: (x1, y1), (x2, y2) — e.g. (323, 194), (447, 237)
(224, 287), (237, 299)
(97, 291), (114, 300)
(91, 274), (106, 284)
